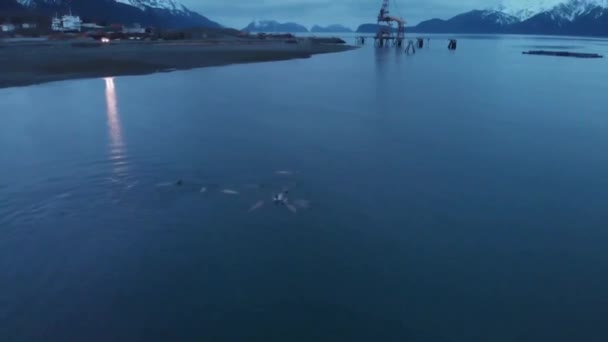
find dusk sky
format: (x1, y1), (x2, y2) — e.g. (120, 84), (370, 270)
(181, 0), (501, 29)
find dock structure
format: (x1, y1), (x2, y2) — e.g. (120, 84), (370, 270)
(404, 40), (416, 55)
(376, 0), (405, 48)
(355, 35), (403, 47)
(448, 39), (458, 50)
(354, 1), (407, 49)
(375, 35), (402, 47)
(355, 35), (400, 47)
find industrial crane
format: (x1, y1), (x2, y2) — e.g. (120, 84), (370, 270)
(376, 0), (405, 46)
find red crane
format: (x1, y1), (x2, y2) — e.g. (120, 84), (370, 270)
(376, 0), (405, 46)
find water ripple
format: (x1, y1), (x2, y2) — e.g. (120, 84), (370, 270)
(0, 192), (74, 226)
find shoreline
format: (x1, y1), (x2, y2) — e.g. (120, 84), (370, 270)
(0, 38), (357, 89)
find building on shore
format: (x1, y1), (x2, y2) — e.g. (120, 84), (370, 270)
(1, 23), (16, 32)
(82, 23), (105, 31)
(22, 23), (37, 30)
(108, 23), (123, 32)
(51, 13), (83, 32)
(122, 23), (146, 34)
(51, 16), (61, 31)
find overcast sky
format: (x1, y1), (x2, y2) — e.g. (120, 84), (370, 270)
(181, 0), (499, 29)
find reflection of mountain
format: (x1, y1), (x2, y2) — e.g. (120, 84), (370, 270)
(373, 48), (391, 118)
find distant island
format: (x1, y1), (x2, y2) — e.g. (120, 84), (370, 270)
(311, 25), (352, 33)
(242, 20), (308, 33)
(356, 0), (608, 37)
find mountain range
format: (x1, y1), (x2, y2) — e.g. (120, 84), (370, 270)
(242, 20), (309, 33)
(0, 0), (220, 29)
(241, 21), (353, 33)
(357, 0), (608, 36)
(2, 0), (608, 36)
(311, 24), (352, 33)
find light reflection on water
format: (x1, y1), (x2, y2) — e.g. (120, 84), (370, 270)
(104, 77), (129, 178)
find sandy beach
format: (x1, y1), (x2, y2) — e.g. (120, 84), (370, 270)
(0, 38), (356, 89)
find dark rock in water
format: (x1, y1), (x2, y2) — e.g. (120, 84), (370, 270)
(310, 37), (346, 44)
(522, 50), (603, 58)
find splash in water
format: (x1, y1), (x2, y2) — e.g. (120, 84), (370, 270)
(249, 187), (309, 214)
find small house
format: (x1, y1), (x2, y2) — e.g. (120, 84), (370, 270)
(51, 13), (83, 32)
(1, 23), (16, 32)
(22, 23), (37, 29)
(61, 15), (82, 32)
(122, 23), (146, 34)
(51, 16), (62, 31)
(81, 23), (105, 30)
(108, 23), (123, 32)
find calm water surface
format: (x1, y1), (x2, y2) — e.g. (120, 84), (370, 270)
(1, 35), (608, 341)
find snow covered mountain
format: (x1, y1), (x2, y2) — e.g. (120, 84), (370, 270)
(16, 0), (189, 13)
(482, 9), (521, 25)
(115, 0), (187, 14)
(509, 0), (608, 34)
(547, 0), (608, 21)
(15, 0), (32, 5)
(242, 20), (308, 33)
(4, 0), (221, 29)
(410, 10), (519, 33)
(493, 0), (564, 20)
(392, 0), (608, 36)
(492, 0), (608, 21)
